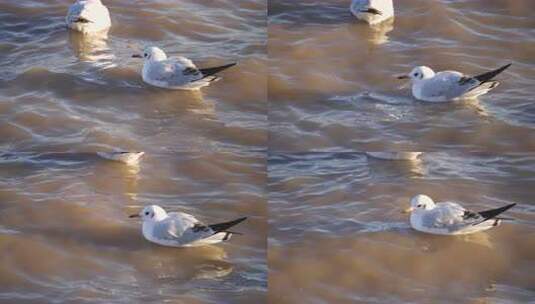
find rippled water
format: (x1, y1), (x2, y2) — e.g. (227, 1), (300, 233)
(0, 151), (266, 303)
(268, 152), (535, 303)
(1, 0), (267, 152)
(268, 0), (535, 151)
(0, 0), (266, 303)
(2, 0), (535, 303)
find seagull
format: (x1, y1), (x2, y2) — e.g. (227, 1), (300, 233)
(129, 205), (247, 247)
(97, 151), (144, 166)
(366, 152), (422, 161)
(403, 194), (516, 235)
(397, 63), (512, 102)
(66, 0), (111, 34)
(350, 0), (394, 25)
(132, 46), (237, 90)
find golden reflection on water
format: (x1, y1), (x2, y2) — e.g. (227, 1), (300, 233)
(268, 152), (535, 303)
(68, 30), (115, 67)
(268, 0), (535, 151)
(0, 150), (266, 302)
(351, 18), (394, 45)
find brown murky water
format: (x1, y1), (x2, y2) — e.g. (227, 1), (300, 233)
(0, 0), (266, 303)
(2, 0), (535, 303)
(268, 152), (535, 303)
(0, 151), (267, 303)
(268, 0), (535, 151)
(1, 0), (267, 152)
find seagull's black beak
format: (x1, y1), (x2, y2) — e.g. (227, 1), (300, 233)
(397, 75), (410, 80)
(362, 8), (382, 15)
(132, 54), (142, 58)
(129, 214), (140, 218)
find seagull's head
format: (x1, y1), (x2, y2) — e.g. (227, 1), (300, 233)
(132, 46), (167, 62)
(129, 205), (167, 222)
(397, 66), (435, 82)
(403, 194), (436, 213)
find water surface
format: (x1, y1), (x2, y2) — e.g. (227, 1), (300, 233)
(0, 151), (267, 304)
(268, 0), (535, 151)
(0, 0), (267, 303)
(1, 0), (267, 152)
(268, 152), (535, 303)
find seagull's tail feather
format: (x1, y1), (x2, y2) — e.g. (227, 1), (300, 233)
(465, 80), (500, 96)
(190, 232), (232, 245)
(495, 217), (515, 221)
(473, 63), (512, 84)
(208, 217), (247, 234)
(473, 203), (516, 225)
(224, 230), (243, 235)
(199, 63), (237, 79)
(205, 75), (221, 83)
(222, 231), (233, 241)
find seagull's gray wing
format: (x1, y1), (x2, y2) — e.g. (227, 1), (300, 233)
(150, 213), (194, 243)
(424, 64), (512, 100)
(175, 56), (204, 78)
(420, 71), (475, 100)
(419, 202), (476, 233)
(147, 60), (202, 87)
(419, 202), (516, 234)
(152, 213), (216, 245)
(151, 218), (183, 242)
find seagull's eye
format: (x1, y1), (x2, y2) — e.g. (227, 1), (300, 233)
(144, 53), (148, 58)
(417, 204), (422, 208)
(145, 211), (150, 216)
(413, 73), (419, 78)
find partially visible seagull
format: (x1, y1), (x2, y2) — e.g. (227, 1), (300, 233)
(132, 46), (237, 90)
(366, 152), (422, 161)
(129, 205), (247, 247)
(66, 0), (111, 34)
(350, 0), (394, 25)
(397, 63), (512, 102)
(403, 194), (516, 235)
(97, 152), (144, 166)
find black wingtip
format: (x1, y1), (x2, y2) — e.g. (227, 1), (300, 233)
(478, 203), (516, 222)
(208, 217), (247, 234)
(199, 62), (237, 79)
(474, 63), (512, 84)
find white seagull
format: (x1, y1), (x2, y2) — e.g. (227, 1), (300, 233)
(397, 63), (512, 102)
(403, 194), (516, 235)
(350, 0), (394, 25)
(97, 151), (144, 166)
(129, 205), (247, 247)
(66, 0), (111, 34)
(132, 46), (237, 90)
